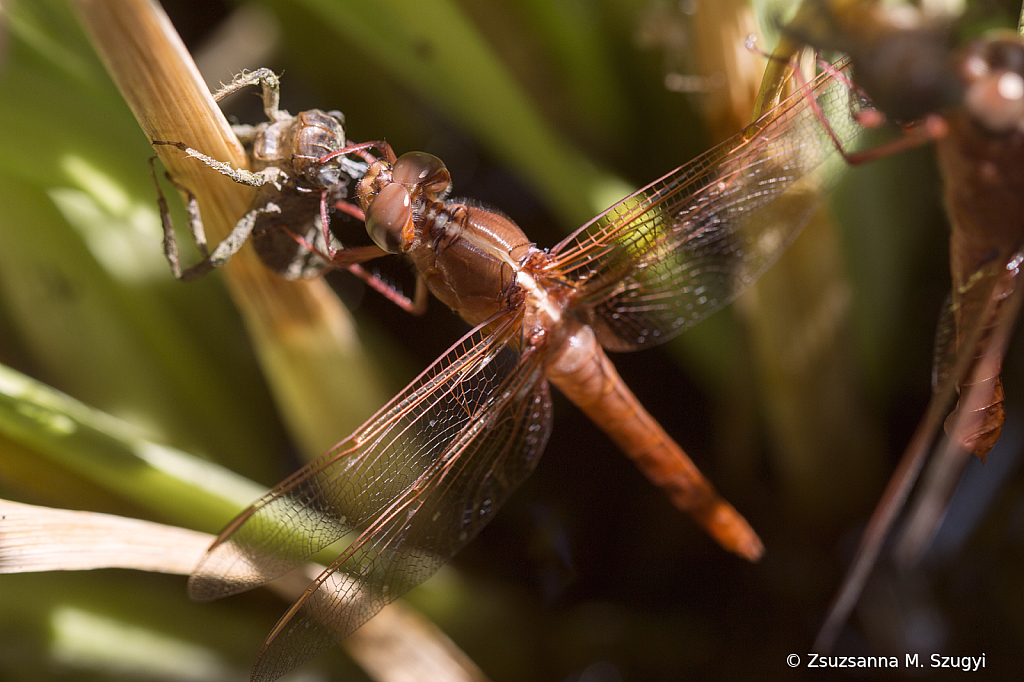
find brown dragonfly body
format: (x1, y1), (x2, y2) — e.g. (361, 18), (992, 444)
(793, 1), (1024, 460)
(785, 0), (1024, 652)
(356, 151), (762, 556)
(188, 58), (864, 681)
(934, 35), (1024, 458)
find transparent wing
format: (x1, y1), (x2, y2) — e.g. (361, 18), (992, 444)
(549, 57), (862, 351)
(815, 253), (1024, 652)
(189, 311), (552, 608)
(935, 253), (1017, 458)
(895, 256), (1024, 561)
(930, 290), (956, 391)
(249, 344), (552, 681)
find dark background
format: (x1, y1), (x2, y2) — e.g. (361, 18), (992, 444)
(1, 0), (1022, 680)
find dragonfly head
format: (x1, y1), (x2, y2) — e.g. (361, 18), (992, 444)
(365, 182), (412, 253)
(392, 152), (451, 197)
(958, 34), (1024, 134)
(360, 152), (452, 253)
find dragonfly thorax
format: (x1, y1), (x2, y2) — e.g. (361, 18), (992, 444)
(410, 198), (532, 328)
(359, 151), (534, 328)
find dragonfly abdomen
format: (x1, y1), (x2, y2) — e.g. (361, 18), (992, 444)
(543, 321), (764, 561)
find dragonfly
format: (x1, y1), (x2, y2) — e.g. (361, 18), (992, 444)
(150, 69), (419, 309)
(776, 0), (1024, 652)
(186, 56), (865, 681)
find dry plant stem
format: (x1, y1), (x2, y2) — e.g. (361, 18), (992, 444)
(703, 10), (883, 519)
(688, 0), (764, 140)
(68, 3), (482, 680)
(71, 0), (389, 456)
(0, 499), (211, 575)
(0, 500), (489, 682)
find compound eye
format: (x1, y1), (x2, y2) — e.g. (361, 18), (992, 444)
(962, 39), (1024, 133)
(365, 183), (412, 253)
(392, 152), (451, 194)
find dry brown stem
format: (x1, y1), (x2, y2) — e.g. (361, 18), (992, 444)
(72, 0), (389, 456)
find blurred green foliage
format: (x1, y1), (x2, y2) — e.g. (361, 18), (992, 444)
(1, 0), (1023, 681)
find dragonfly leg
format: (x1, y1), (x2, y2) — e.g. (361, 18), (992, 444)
(211, 67), (285, 123)
(308, 185), (425, 313)
(330, 197), (366, 222)
(319, 189), (360, 260)
(276, 222), (419, 311)
(290, 140), (394, 183)
(348, 267), (428, 314)
(800, 58), (949, 164)
(149, 157), (262, 281)
(152, 140), (284, 189)
(316, 140), (396, 167)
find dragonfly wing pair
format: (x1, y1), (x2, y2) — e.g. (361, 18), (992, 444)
(190, 310), (551, 680)
(190, 55), (867, 682)
(552, 57), (861, 352)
